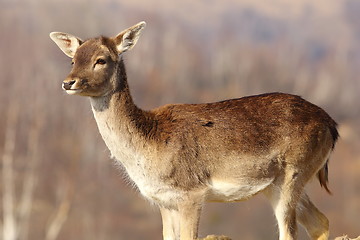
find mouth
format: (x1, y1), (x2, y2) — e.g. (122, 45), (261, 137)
(62, 84), (83, 95)
(64, 89), (82, 95)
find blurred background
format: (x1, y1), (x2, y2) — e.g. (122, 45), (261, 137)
(0, 0), (359, 239)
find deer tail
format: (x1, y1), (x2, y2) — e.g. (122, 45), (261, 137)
(317, 160), (332, 194)
(317, 121), (339, 195)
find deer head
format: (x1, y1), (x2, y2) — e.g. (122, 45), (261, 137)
(50, 21), (146, 97)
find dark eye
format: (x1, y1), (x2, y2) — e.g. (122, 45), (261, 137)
(71, 60), (74, 65)
(95, 58), (106, 65)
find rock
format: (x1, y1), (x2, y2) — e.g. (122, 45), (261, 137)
(334, 236), (360, 240)
(198, 235), (232, 240)
(198, 234), (360, 240)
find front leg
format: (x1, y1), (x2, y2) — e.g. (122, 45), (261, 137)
(178, 197), (203, 240)
(160, 207), (180, 240)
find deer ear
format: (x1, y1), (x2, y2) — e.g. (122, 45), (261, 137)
(49, 32), (83, 58)
(113, 21), (146, 54)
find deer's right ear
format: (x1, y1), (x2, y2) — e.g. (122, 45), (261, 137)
(49, 32), (83, 58)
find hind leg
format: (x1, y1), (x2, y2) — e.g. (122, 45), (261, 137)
(267, 190), (299, 240)
(274, 199), (298, 240)
(297, 193), (329, 240)
(265, 171), (303, 240)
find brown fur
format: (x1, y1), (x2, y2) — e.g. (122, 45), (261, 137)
(50, 22), (338, 240)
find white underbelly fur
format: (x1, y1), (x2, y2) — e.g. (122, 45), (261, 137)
(207, 178), (274, 202)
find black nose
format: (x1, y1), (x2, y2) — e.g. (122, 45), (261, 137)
(63, 80), (76, 90)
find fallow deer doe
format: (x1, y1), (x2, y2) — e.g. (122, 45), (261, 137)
(50, 22), (338, 240)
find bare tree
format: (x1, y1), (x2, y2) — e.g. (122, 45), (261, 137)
(17, 96), (44, 240)
(45, 178), (73, 240)
(2, 100), (19, 240)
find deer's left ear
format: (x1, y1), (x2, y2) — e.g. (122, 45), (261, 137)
(50, 32), (83, 58)
(113, 21), (146, 54)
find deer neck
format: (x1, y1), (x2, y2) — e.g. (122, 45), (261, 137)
(89, 59), (155, 164)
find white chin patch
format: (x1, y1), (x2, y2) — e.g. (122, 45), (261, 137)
(65, 89), (82, 95)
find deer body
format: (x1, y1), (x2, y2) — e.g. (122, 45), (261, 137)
(90, 84), (279, 207)
(50, 22), (338, 240)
